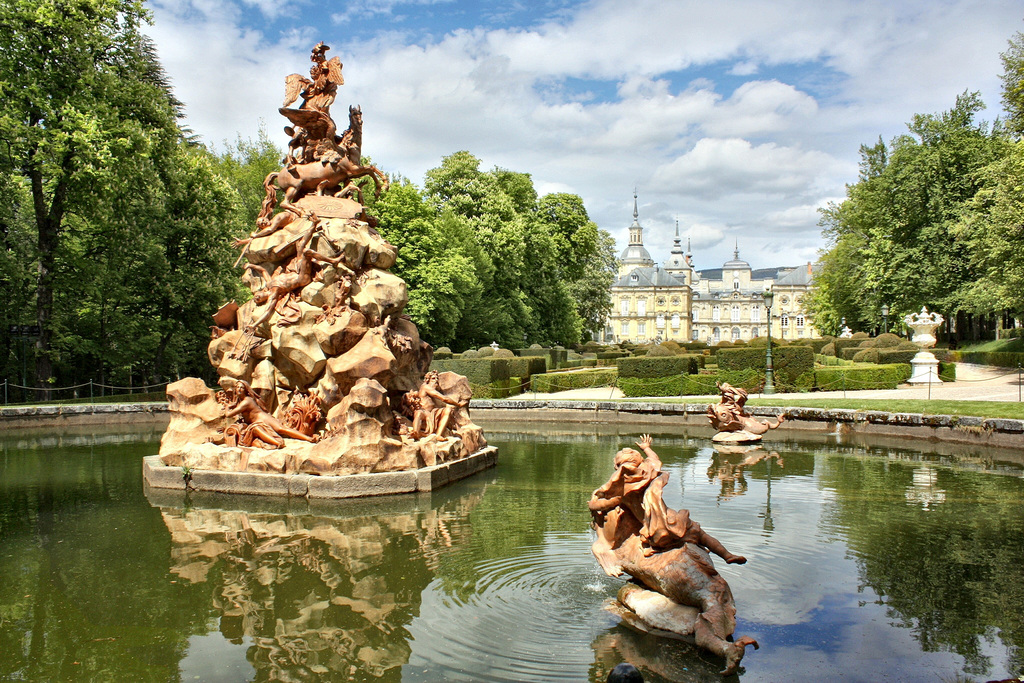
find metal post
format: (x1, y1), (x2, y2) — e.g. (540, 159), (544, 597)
(90, 379), (94, 403)
(1019, 364), (1021, 403)
(762, 290), (775, 395)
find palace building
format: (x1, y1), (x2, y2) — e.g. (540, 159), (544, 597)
(606, 194), (819, 344)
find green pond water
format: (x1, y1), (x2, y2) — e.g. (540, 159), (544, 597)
(1, 420), (1023, 682)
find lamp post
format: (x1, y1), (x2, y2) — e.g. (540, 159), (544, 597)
(762, 290), (775, 395)
(881, 304), (889, 334)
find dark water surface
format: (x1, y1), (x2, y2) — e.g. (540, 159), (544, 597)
(1, 420), (1023, 682)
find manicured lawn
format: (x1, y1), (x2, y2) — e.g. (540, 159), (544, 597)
(743, 398), (1024, 420)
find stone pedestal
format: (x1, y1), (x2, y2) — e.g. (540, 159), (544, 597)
(907, 351), (941, 385)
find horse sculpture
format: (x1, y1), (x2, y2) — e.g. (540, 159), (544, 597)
(258, 106), (389, 224)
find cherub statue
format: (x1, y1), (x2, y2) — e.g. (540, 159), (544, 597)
(588, 435), (758, 675)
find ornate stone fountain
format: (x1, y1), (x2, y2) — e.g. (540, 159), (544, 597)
(144, 43), (492, 497)
(904, 306), (944, 385)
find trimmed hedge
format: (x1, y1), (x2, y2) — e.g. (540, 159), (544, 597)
(678, 369), (763, 395)
(558, 358), (599, 370)
(715, 345), (814, 388)
(813, 363), (912, 391)
(515, 347), (568, 368)
(808, 337), (835, 354)
(615, 355), (700, 378)
(431, 356), (545, 387)
(955, 351), (1024, 368)
(816, 354), (853, 367)
(939, 361), (956, 382)
(618, 375), (687, 397)
(833, 339), (862, 356)
(596, 351), (630, 360)
(530, 368), (617, 393)
(877, 348), (920, 365)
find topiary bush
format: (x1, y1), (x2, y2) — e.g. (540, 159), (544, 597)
(820, 342), (836, 356)
(851, 332), (869, 340)
(647, 345), (674, 357)
(477, 346), (495, 357)
(746, 336), (768, 347)
(461, 349), (479, 358)
(874, 333), (903, 348)
(852, 348), (879, 363)
(434, 347), (453, 360)
(808, 336), (835, 353)
(494, 348), (515, 358)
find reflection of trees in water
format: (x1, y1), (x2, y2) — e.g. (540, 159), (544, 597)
(818, 456), (1024, 676)
(158, 487), (485, 681)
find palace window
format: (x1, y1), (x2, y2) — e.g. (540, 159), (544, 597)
(692, 308), (699, 322)
(712, 306), (721, 322)
(780, 314), (789, 328)
(638, 322), (646, 336)
(671, 314), (680, 329)
(656, 314), (665, 329)
(657, 297), (666, 307)
(692, 329), (699, 341)
(733, 279), (740, 290)
(732, 327), (741, 341)
(751, 306), (761, 323)
(731, 305), (740, 322)
(796, 315), (805, 328)
(620, 298), (629, 315)
(752, 327), (759, 338)
(620, 321), (629, 335)
(671, 296), (681, 306)
(638, 299), (647, 316)
(713, 327), (721, 342)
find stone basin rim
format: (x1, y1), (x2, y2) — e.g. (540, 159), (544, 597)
(141, 445), (498, 499)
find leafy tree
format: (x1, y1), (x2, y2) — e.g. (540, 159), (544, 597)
(0, 0), (178, 387)
(1000, 31), (1024, 138)
(954, 141), (1024, 314)
(810, 93), (1006, 337)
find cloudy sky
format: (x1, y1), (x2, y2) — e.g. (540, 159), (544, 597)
(146, 0), (1021, 271)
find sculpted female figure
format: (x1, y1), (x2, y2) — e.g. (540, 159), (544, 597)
(223, 380), (317, 449)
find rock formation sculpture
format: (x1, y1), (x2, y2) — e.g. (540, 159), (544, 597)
(707, 382), (785, 443)
(158, 43), (485, 477)
(589, 435), (758, 675)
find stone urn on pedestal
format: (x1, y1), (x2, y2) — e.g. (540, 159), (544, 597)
(904, 306), (944, 385)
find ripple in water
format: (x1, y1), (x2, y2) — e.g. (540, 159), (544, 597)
(404, 533), (621, 682)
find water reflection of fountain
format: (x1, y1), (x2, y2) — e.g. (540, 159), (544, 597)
(706, 445), (784, 502)
(905, 466), (946, 509)
(147, 482), (487, 681)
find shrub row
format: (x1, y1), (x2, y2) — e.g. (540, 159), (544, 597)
(813, 363), (911, 390)
(530, 368), (617, 393)
(514, 347), (569, 368)
(431, 357), (546, 385)
(715, 346), (814, 387)
(615, 355), (701, 378)
(952, 351), (1024, 368)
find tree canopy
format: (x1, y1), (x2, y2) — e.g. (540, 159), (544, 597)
(808, 88), (1017, 339)
(0, 4), (614, 395)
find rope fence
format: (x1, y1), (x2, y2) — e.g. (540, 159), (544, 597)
(1, 379), (171, 406)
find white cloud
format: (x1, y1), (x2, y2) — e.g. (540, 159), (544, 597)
(145, 0), (1022, 269)
(652, 138), (841, 200)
